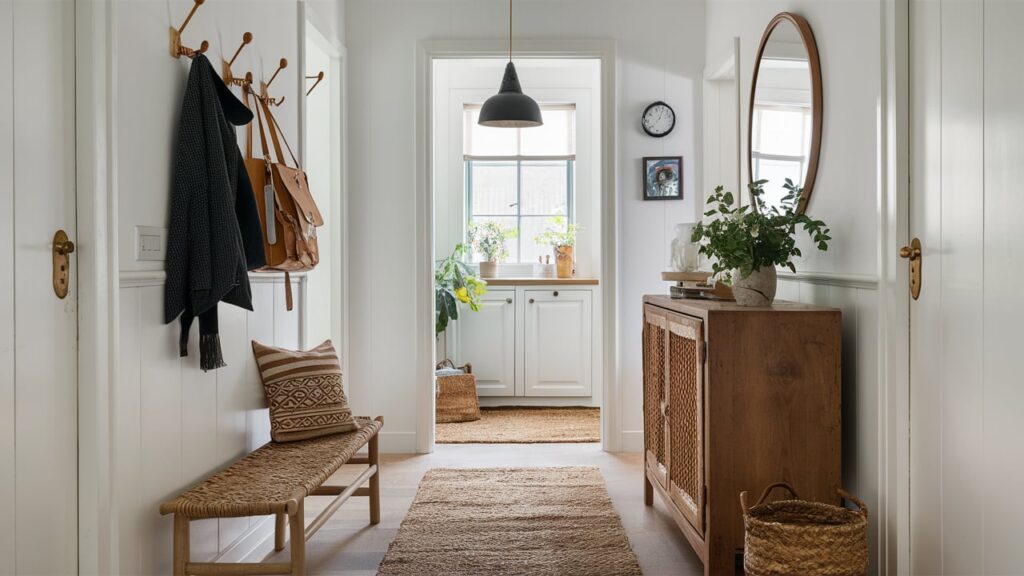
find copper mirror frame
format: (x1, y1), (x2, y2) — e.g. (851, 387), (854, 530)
(747, 12), (823, 214)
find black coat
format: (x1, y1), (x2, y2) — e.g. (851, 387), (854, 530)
(164, 54), (264, 371)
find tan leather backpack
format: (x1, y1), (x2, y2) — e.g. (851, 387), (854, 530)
(243, 88), (324, 309)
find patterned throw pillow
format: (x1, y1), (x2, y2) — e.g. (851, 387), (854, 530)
(252, 339), (359, 442)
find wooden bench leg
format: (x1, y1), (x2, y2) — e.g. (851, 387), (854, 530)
(275, 512), (287, 551)
(290, 499), (306, 576)
(369, 430), (381, 525)
(173, 514), (190, 576)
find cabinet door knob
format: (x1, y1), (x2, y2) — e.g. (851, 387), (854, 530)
(529, 298), (535, 304)
(506, 297), (513, 304)
(553, 290), (559, 297)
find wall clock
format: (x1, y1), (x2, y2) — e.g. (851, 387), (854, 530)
(642, 101), (676, 138)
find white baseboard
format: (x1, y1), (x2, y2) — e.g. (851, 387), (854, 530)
(379, 431), (418, 454)
(477, 397), (599, 408)
(619, 430), (644, 453)
(213, 516), (275, 564)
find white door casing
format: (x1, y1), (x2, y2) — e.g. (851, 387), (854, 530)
(909, 0), (1024, 572)
(1, 0), (79, 574)
(523, 289), (592, 397)
(451, 289), (516, 396)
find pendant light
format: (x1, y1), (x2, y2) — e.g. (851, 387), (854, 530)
(478, 0), (543, 128)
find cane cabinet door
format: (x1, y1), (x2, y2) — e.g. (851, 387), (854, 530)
(642, 306), (669, 490)
(666, 312), (706, 534)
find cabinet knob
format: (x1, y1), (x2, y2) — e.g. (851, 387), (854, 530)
(553, 290), (559, 297)
(529, 298), (535, 304)
(505, 297), (513, 304)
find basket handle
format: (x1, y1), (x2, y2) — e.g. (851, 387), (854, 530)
(838, 488), (868, 518)
(741, 482), (801, 515)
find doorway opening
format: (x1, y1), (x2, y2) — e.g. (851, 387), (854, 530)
(430, 57), (606, 448)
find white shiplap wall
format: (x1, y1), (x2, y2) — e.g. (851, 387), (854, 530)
(116, 275), (301, 574)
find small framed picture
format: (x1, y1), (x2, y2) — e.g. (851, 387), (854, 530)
(643, 156), (683, 201)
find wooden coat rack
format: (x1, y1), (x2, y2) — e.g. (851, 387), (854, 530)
(260, 58), (288, 107)
(306, 71), (325, 96)
(170, 0), (209, 59)
(223, 32), (253, 86)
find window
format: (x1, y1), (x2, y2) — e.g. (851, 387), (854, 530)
(750, 105), (812, 207)
(464, 105), (576, 264)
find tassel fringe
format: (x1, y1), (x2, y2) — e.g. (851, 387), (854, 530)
(200, 333), (227, 372)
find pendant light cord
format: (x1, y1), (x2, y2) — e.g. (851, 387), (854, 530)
(508, 0), (513, 62)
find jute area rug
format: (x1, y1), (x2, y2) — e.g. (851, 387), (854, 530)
(376, 467), (642, 576)
(435, 406), (600, 444)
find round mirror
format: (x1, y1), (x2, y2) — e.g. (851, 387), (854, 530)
(748, 13), (822, 214)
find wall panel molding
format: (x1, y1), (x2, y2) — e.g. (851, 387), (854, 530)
(119, 270), (308, 288)
(777, 270), (879, 290)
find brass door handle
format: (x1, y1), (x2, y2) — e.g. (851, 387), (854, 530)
(53, 230), (75, 299)
(899, 244), (920, 260)
(900, 237), (922, 300)
(55, 239), (75, 255)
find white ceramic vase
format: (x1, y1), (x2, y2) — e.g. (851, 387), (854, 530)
(731, 266), (777, 307)
(479, 261), (498, 279)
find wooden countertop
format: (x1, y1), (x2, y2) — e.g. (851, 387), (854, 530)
(644, 294), (839, 314)
(484, 277), (599, 286)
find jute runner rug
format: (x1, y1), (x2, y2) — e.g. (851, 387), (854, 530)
(435, 406), (600, 444)
(376, 467), (642, 576)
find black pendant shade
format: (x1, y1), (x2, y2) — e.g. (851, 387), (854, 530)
(479, 63), (544, 129)
(478, 63), (543, 128)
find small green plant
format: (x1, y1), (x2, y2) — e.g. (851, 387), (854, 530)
(468, 221), (517, 262)
(690, 179), (831, 282)
(435, 244), (487, 335)
(533, 216), (579, 248)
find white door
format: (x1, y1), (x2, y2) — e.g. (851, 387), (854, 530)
(0, 0), (78, 574)
(524, 290), (592, 397)
(909, 0), (1024, 572)
(1, 0), (78, 569)
(452, 290), (515, 396)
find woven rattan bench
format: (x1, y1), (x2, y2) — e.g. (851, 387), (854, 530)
(160, 416), (383, 576)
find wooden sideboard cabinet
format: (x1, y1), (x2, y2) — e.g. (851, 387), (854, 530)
(642, 295), (841, 575)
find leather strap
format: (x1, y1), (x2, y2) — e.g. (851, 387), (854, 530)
(259, 96), (288, 166)
(266, 102), (300, 168)
(250, 86), (272, 165)
(242, 85), (254, 159)
(284, 271), (294, 311)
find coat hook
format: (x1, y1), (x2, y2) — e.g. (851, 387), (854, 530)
(305, 71), (325, 96)
(260, 58), (288, 103)
(169, 0), (209, 59)
(223, 32), (254, 86)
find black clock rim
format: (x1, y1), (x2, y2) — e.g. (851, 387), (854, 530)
(642, 101), (675, 138)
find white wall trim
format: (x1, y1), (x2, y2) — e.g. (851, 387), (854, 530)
(777, 271), (879, 290)
(76, 0), (118, 572)
(118, 270), (308, 289)
(415, 38), (619, 453)
(879, 0), (911, 573)
(212, 517), (274, 564)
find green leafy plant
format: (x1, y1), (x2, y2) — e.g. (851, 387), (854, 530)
(435, 244), (488, 335)
(533, 216), (579, 248)
(468, 221), (517, 262)
(690, 179), (832, 282)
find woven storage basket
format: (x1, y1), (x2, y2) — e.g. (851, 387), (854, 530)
(435, 361), (481, 424)
(741, 482), (868, 576)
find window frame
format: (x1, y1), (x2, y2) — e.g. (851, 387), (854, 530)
(463, 104), (577, 264)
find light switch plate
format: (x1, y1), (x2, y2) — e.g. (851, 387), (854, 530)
(135, 225), (167, 261)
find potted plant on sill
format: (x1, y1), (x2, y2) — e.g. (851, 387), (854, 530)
(435, 243), (487, 335)
(690, 179), (831, 306)
(534, 216), (580, 279)
(468, 221), (516, 279)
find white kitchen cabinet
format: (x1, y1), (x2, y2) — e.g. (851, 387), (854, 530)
(449, 289), (516, 396)
(523, 290), (593, 397)
(447, 284), (598, 400)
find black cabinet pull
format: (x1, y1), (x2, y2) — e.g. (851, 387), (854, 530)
(553, 291), (560, 297)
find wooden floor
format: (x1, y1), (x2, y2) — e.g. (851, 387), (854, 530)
(248, 443), (705, 575)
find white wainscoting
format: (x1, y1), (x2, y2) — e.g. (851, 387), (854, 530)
(777, 272), (881, 574)
(116, 272), (303, 575)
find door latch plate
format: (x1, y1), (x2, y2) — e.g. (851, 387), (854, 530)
(52, 229), (74, 299)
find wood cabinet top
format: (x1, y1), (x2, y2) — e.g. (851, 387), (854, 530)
(486, 278), (599, 286)
(644, 294), (839, 315)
